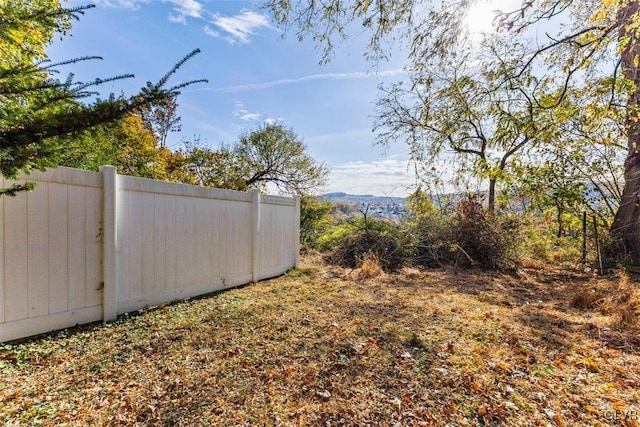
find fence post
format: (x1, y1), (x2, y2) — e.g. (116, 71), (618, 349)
(582, 211), (587, 265)
(100, 165), (118, 321)
(593, 215), (603, 275)
(293, 196), (301, 268)
(251, 190), (261, 283)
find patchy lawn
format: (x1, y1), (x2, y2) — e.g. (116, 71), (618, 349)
(1, 256), (639, 426)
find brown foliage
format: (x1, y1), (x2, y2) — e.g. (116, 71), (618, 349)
(2, 258), (639, 426)
(599, 274), (640, 330)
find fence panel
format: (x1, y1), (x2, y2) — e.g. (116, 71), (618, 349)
(1, 167), (299, 342)
(258, 196), (298, 280)
(115, 176), (256, 314)
(0, 168), (104, 342)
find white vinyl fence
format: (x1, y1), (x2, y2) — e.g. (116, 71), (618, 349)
(0, 166), (300, 342)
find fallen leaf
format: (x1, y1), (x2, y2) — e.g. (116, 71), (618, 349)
(584, 405), (598, 414)
(552, 413), (566, 427)
(0, 390), (20, 401)
(317, 390), (331, 399)
(581, 358), (600, 373)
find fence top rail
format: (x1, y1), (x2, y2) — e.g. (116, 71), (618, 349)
(119, 175), (255, 202)
(261, 194), (297, 207)
(3, 166), (298, 205)
(9, 166), (102, 189)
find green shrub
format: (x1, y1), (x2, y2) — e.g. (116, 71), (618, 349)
(315, 221), (359, 252)
(409, 196), (519, 269)
(300, 196), (334, 249)
(327, 217), (407, 272)
(410, 212), (454, 268)
(317, 196), (519, 271)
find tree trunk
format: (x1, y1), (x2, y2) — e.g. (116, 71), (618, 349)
(488, 178), (496, 212)
(610, 1), (640, 263)
(610, 151), (640, 260)
(555, 199), (564, 238)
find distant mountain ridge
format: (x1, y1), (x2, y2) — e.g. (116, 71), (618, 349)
(320, 192), (407, 206)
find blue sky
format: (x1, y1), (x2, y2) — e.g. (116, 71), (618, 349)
(48, 0), (505, 196)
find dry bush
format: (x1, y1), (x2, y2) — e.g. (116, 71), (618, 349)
(327, 219), (406, 272)
(570, 285), (608, 310)
(325, 197), (517, 272)
(570, 273), (640, 330)
(410, 214), (452, 268)
(357, 255), (384, 279)
(450, 197), (517, 269)
(599, 274), (640, 330)
(411, 197), (518, 270)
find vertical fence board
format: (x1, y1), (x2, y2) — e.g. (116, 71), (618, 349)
(218, 205), (229, 281)
(67, 187), (87, 310)
(153, 194), (166, 294)
(174, 198), (188, 288)
(48, 183), (68, 314)
(27, 184), (49, 318)
(188, 199), (199, 285)
(4, 192), (28, 322)
(142, 192), (155, 297)
(85, 187), (102, 307)
(116, 189), (130, 303)
(165, 195), (177, 290)
(129, 192), (144, 298)
(203, 199), (214, 284)
(193, 198), (204, 285)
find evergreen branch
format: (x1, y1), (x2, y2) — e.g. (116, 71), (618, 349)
(155, 49), (202, 90)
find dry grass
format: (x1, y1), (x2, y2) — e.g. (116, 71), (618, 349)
(356, 256), (384, 280)
(1, 256), (640, 426)
(599, 273), (640, 331)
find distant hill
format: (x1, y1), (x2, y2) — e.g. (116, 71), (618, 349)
(320, 192), (407, 206)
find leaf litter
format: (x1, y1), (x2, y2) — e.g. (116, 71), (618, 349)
(1, 256), (639, 426)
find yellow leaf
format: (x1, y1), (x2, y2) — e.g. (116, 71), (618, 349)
(362, 0), (370, 14)
(585, 405), (598, 414)
(553, 413), (566, 427)
(582, 357), (600, 373)
(613, 401), (626, 412)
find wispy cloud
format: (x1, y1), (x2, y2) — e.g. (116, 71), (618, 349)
(94, 0), (203, 19)
(203, 25), (220, 38)
(327, 158), (416, 197)
(214, 69), (407, 93)
(235, 111), (262, 121)
(92, 0), (149, 9)
(92, 0), (270, 44)
(231, 102), (280, 125)
(207, 10), (271, 44)
(232, 102), (262, 121)
(170, 0), (203, 18)
(164, 0), (204, 24)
